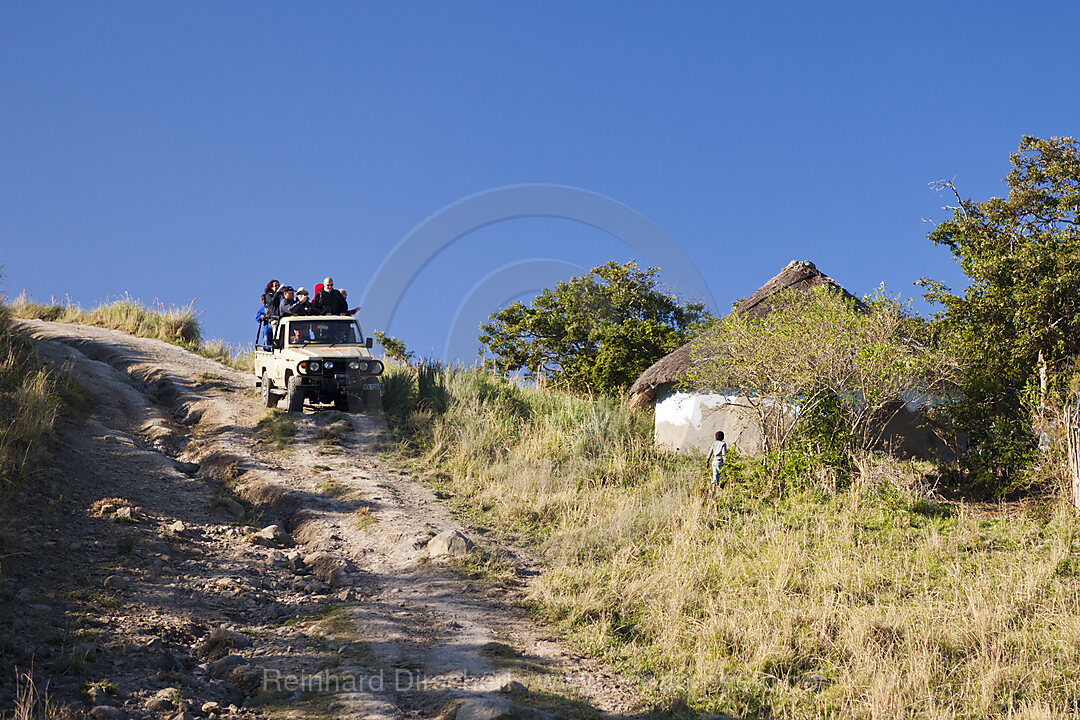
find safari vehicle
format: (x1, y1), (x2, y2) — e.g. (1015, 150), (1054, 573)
(254, 316), (383, 412)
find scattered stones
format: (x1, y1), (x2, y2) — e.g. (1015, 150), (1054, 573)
(455, 698), (515, 720)
(303, 551), (344, 585)
(195, 627), (252, 662)
(90, 706), (125, 720)
(428, 530), (473, 558)
(249, 525), (292, 547)
(103, 575), (129, 591)
(159, 651), (185, 672)
(214, 577), (238, 591)
(145, 688), (179, 711)
(167, 520), (187, 534)
(200, 701), (221, 715)
(499, 680), (527, 695)
(115, 507), (134, 521)
(226, 665), (265, 696)
(87, 685), (116, 706)
(167, 711), (195, 720)
(99, 504), (118, 516)
(208, 654), (244, 679)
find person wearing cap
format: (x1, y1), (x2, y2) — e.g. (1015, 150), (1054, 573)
(277, 286), (302, 317)
(312, 277), (348, 315)
(290, 287), (313, 316)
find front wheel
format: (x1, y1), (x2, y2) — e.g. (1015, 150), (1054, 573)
(285, 374), (304, 412)
(261, 371), (276, 408)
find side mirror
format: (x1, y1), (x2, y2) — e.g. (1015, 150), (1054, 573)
(366, 337), (374, 349)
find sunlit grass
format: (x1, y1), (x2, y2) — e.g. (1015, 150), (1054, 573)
(386, 365), (1080, 719)
(8, 292), (253, 371)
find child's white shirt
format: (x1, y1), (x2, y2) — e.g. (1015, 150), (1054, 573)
(709, 440), (728, 467)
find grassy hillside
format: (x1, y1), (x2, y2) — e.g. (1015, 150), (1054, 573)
(384, 363), (1080, 719)
(8, 293), (252, 371)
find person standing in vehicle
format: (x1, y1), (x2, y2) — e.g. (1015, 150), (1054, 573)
(256, 303), (272, 347)
(261, 279), (279, 306)
(290, 288), (313, 315)
(313, 277), (347, 315)
(340, 289), (360, 316)
(277, 286), (302, 317)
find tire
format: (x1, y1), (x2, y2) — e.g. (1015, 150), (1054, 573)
(285, 374), (304, 412)
(261, 371), (276, 408)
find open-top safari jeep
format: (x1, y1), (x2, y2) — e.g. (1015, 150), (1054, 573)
(254, 316), (383, 412)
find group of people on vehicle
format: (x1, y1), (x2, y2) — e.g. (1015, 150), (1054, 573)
(256, 276), (359, 346)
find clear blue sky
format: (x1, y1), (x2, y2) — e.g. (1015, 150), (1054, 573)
(3, 2), (1077, 362)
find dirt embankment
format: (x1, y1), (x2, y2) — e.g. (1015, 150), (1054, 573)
(1, 320), (645, 720)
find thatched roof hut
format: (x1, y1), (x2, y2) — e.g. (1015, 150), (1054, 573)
(628, 260), (860, 408)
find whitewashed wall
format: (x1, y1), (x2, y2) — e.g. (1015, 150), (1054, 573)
(653, 389), (763, 455)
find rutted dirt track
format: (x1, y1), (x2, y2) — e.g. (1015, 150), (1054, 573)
(1, 320), (645, 720)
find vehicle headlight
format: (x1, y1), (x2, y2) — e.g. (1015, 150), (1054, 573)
(298, 361), (307, 372)
(324, 361), (334, 370)
(309, 361), (321, 373)
(349, 361), (361, 371)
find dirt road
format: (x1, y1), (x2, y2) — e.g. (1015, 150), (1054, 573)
(1, 320), (644, 720)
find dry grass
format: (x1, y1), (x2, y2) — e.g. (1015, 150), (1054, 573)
(0, 304), (64, 490)
(256, 410), (297, 451)
(389, 367), (1080, 719)
(5, 668), (74, 720)
(8, 292), (253, 372)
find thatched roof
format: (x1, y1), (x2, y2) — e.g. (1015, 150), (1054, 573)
(628, 260), (861, 408)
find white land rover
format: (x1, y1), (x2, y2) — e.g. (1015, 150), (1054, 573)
(254, 316), (383, 412)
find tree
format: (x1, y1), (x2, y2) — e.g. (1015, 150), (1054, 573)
(920, 136), (1080, 483)
(374, 330), (415, 365)
(478, 261), (710, 395)
(684, 286), (952, 464)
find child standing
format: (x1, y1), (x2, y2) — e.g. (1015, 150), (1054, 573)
(706, 431), (728, 488)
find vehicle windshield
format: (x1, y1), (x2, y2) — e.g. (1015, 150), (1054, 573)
(287, 320), (361, 346)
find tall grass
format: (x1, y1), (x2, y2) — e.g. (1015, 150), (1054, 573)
(4, 668), (72, 720)
(387, 365), (1080, 719)
(0, 303), (64, 490)
(8, 293), (253, 372)
(11, 292), (200, 344)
